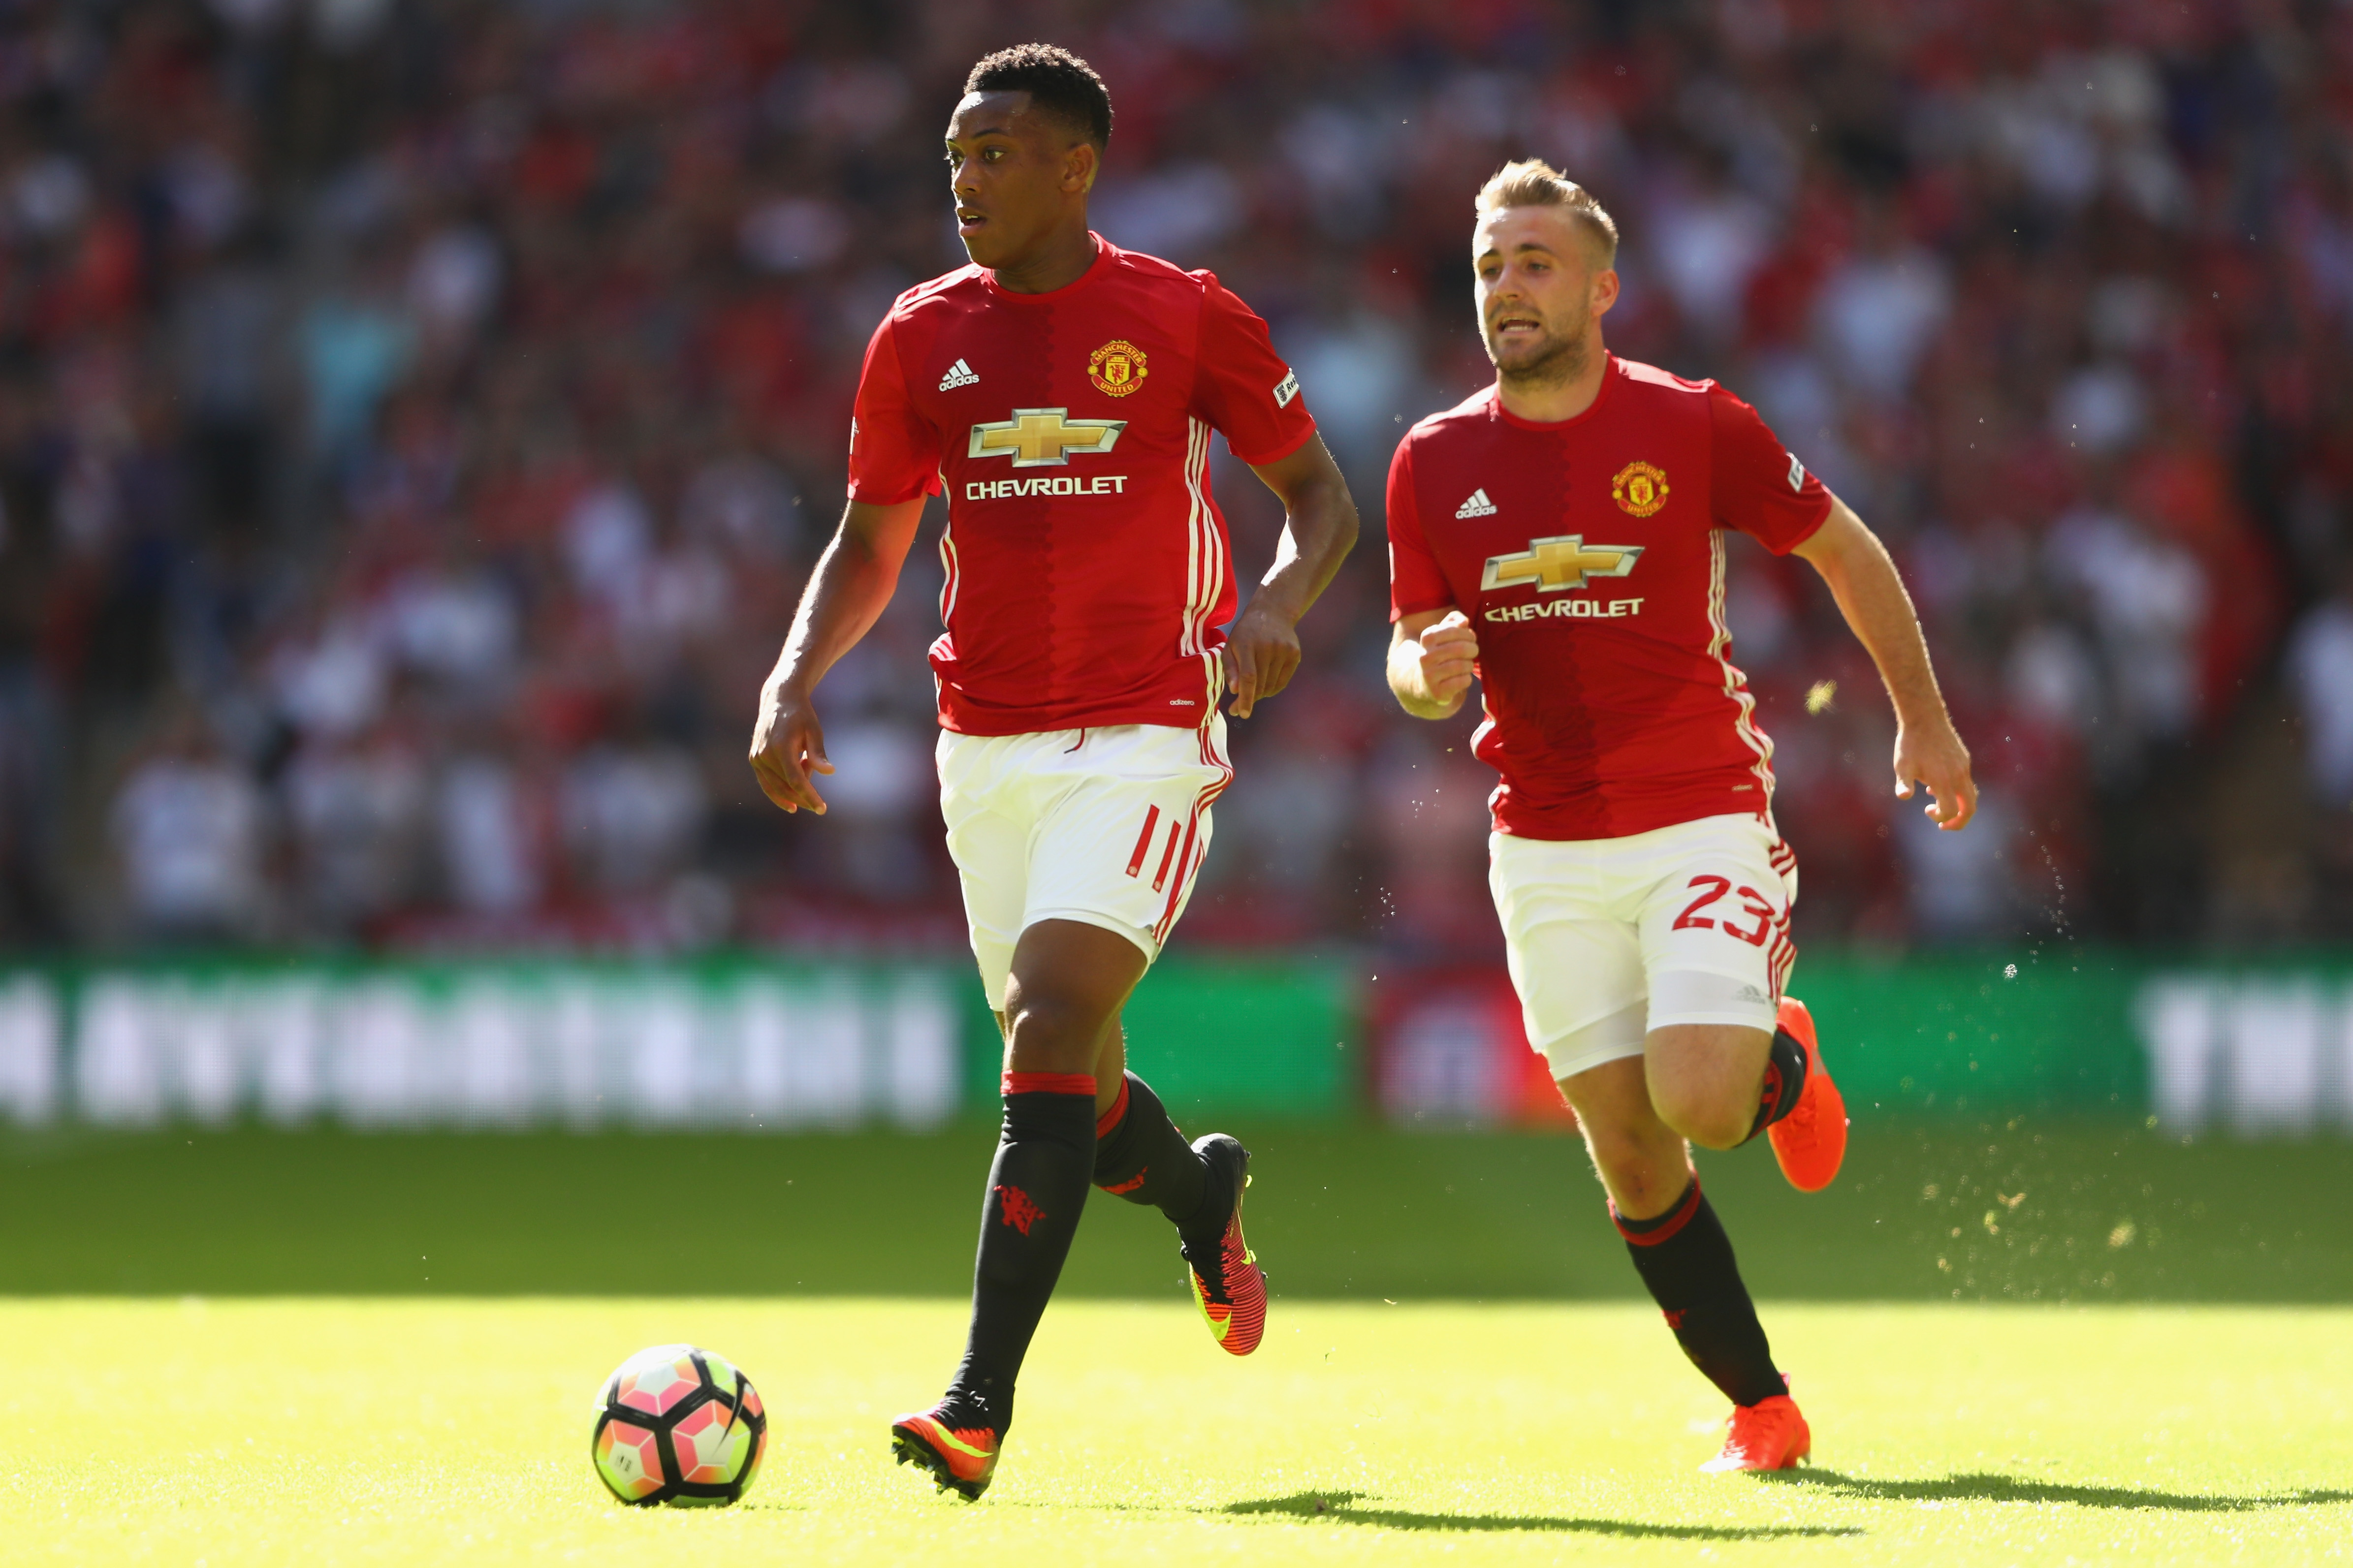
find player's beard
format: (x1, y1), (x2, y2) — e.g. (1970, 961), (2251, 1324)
(1486, 319), (1589, 391)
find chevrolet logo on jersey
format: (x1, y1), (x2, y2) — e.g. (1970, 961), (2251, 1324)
(1481, 534), (1645, 593)
(968, 408), (1126, 468)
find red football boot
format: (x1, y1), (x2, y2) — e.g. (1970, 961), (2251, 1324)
(890, 1407), (999, 1500)
(1700, 1393), (1812, 1474)
(1182, 1134), (1266, 1356)
(1766, 997), (1848, 1193)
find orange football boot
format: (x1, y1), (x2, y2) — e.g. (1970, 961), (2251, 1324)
(890, 1407), (1000, 1500)
(1182, 1134), (1266, 1356)
(1700, 1393), (1812, 1474)
(1766, 996), (1847, 1193)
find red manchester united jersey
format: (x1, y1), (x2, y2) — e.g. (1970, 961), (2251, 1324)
(1387, 356), (1831, 841)
(847, 236), (1317, 736)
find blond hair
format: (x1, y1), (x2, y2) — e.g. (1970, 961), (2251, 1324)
(1474, 159), (1619, 266)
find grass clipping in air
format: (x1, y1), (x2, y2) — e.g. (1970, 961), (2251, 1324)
(5, 1298), (2347, 1565)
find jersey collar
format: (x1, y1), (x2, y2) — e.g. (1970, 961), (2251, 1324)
(982, 232), (1113, 304)
(1489, 352), (1618, 432)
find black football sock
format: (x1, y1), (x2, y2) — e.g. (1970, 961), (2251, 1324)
(942, 1073), (1097, 1434)
(1091, 1070), (1214, 1236)
(1744, 1026), (1809, 1142)
(1613, 1178), (1785, 1408)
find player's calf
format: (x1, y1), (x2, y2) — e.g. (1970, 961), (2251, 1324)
(1610, 1178), (1786, 1411)
(1092, 1069), (1208, 1222)
(919, 1068), (1098, 1463)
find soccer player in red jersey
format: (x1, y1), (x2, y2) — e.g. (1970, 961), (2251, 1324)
(747, 46), (1358, 1499)
(1385, 162), (1976, 1473)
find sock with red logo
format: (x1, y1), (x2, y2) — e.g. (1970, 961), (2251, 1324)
(1745, 1027), (1809, 1141)
(1091, 1070), (1212, 1233)
(942, 1073), (1097, 1433)
(1612, 1178), (1785, 1408)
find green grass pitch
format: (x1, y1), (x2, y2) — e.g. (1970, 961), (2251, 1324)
(4, 1122), (2351, 1562)
(3, 1296), (2349, 1565)
(6, 1120), (2352, 1301)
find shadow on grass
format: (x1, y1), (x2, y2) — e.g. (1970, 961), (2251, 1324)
(1763, 1470), (2353, 1513)
(1224, 1491), (1860, 1539)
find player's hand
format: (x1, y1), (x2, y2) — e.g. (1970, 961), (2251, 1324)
(1416, 611), (1479, 704)
(1895, 717), (1975, 831)
(748, 682), (834, 815)
(1222, 596), (1302, 719)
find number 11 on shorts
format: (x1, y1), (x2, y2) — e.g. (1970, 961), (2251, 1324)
(1124, 805), (1183, 893)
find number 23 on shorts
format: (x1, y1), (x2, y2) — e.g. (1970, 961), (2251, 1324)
(1672, 874), (1783, 947)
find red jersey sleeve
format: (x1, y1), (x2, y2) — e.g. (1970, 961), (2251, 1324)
(1188, 276), (1317, 466)
(846, 311), (942, 505)
(1708, 382), (1831, 554)
(1385, 438), (1454, 621)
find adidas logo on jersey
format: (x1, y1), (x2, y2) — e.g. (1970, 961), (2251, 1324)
(1456, 488), (1498, 518)
(939, 358), (980, 391)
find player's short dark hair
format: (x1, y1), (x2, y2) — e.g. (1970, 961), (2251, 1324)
(964, 43), (1113, 150)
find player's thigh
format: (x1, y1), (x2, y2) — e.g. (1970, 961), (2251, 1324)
(1003, 918), (1148, 1077)
(1557, 1053), (1692, 1221)
(1023, 721), (1228, 965)
(1629, 816), (1795, 1147)
(1489, 832), (1648, 1082)
(938, 732), (1031, 1013)
(1632, 815), (1795, 1038)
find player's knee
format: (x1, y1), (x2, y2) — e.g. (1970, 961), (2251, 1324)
(1588, 1142), (1687, 1215)
(1573, 1108), (1684, 1207)
(1002, 986), (1112, 1074)
(1648, 1080), (1749, 1152)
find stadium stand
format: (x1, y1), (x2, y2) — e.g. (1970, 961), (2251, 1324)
(0, 0), (2340, 954)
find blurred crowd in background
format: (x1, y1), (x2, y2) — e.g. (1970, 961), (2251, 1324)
(0, 0), (2348, 958)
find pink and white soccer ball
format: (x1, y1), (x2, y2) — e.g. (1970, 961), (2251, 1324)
(591, 1344), (768, 1506)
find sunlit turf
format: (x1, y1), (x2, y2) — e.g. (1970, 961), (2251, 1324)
(4, 1298), (2348, 1566)
(6, 1121), (2352, 1302)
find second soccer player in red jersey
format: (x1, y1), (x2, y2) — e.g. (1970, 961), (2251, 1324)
(1385, 162), (1976, 1472)
(747, 46), (1358, 1499)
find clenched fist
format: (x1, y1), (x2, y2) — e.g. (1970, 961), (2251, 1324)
(1413, 610), (1480, 705)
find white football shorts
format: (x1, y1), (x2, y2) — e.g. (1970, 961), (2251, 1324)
(1489, 813), (1799, 1083)
(939, 718), (1232, 1012)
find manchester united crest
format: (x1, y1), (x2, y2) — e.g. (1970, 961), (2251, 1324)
(1088, 339), (1148, 397)
(1611, 460), (1670, 517)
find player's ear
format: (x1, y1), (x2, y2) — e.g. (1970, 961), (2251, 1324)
(1065, 140), (1098, 196)
(1590, 267), (1621, 320)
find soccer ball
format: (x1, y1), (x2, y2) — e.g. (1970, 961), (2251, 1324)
(591, 1344), (768, 1506)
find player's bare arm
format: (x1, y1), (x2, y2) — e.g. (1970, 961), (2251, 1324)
(1387, 608), (1478, 720)
(748, 496), (926, 815)
(1792, 497), (1978, 831)
(1225, 436), (1359, 719)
